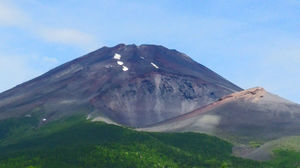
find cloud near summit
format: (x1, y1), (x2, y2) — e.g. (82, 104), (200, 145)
(39, 28), (97, 50)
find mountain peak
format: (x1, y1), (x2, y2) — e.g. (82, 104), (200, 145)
(0, 44), (241, 127)
(220, 87), (266, 102)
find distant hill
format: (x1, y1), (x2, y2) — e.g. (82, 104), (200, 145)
(141, 87), (300, 160)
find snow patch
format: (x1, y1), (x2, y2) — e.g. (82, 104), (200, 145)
(122, 66), (129, 71)
(140, 56), (145, 60)
(113, 53), (121, 60)
(151, 62), (159, 69)
(117, 61), (124, 65)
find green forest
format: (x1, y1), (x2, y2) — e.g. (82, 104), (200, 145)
(0, 116), (299, 168)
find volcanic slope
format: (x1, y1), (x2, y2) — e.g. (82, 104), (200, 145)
(0, 44), (241, 127)
(141, 87), (300, 144)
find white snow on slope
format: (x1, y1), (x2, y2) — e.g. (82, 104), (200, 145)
(112, 53), (129, 72)
(113, 53), (121, 60)
(117, 61), (124, 65)
(122, 66), (129, 71)
(151, 62), (159, 69)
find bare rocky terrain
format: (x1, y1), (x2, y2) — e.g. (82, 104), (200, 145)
(0, 44), (241, 127)
(141, 87), (300, 148)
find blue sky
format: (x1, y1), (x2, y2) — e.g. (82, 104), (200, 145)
(1, 0), (300, 103)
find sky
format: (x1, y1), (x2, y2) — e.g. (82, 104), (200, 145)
(1, 0), (300, 103)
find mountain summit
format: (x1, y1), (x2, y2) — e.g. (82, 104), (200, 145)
(0, 44), (242, 127)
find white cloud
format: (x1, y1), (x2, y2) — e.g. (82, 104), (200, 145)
(0, 1), (98, 50)
(39, 28), (98, 50)
(0, 1), (99, 92)
(0, 1), (27, 26)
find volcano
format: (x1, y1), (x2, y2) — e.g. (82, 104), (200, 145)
(0, 44), (241, 127)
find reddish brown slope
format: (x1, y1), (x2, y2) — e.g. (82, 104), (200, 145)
(141, 87), (300, 143)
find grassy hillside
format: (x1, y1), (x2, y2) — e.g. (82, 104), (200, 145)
(0, 116), (298, 168)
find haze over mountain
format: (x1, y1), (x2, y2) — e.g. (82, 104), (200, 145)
(0, 44), (241, 127)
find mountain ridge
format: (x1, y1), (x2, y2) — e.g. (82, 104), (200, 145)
(140, 86), (300, 161)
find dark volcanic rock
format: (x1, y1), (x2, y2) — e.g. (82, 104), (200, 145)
(0, 44), (242, 127)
